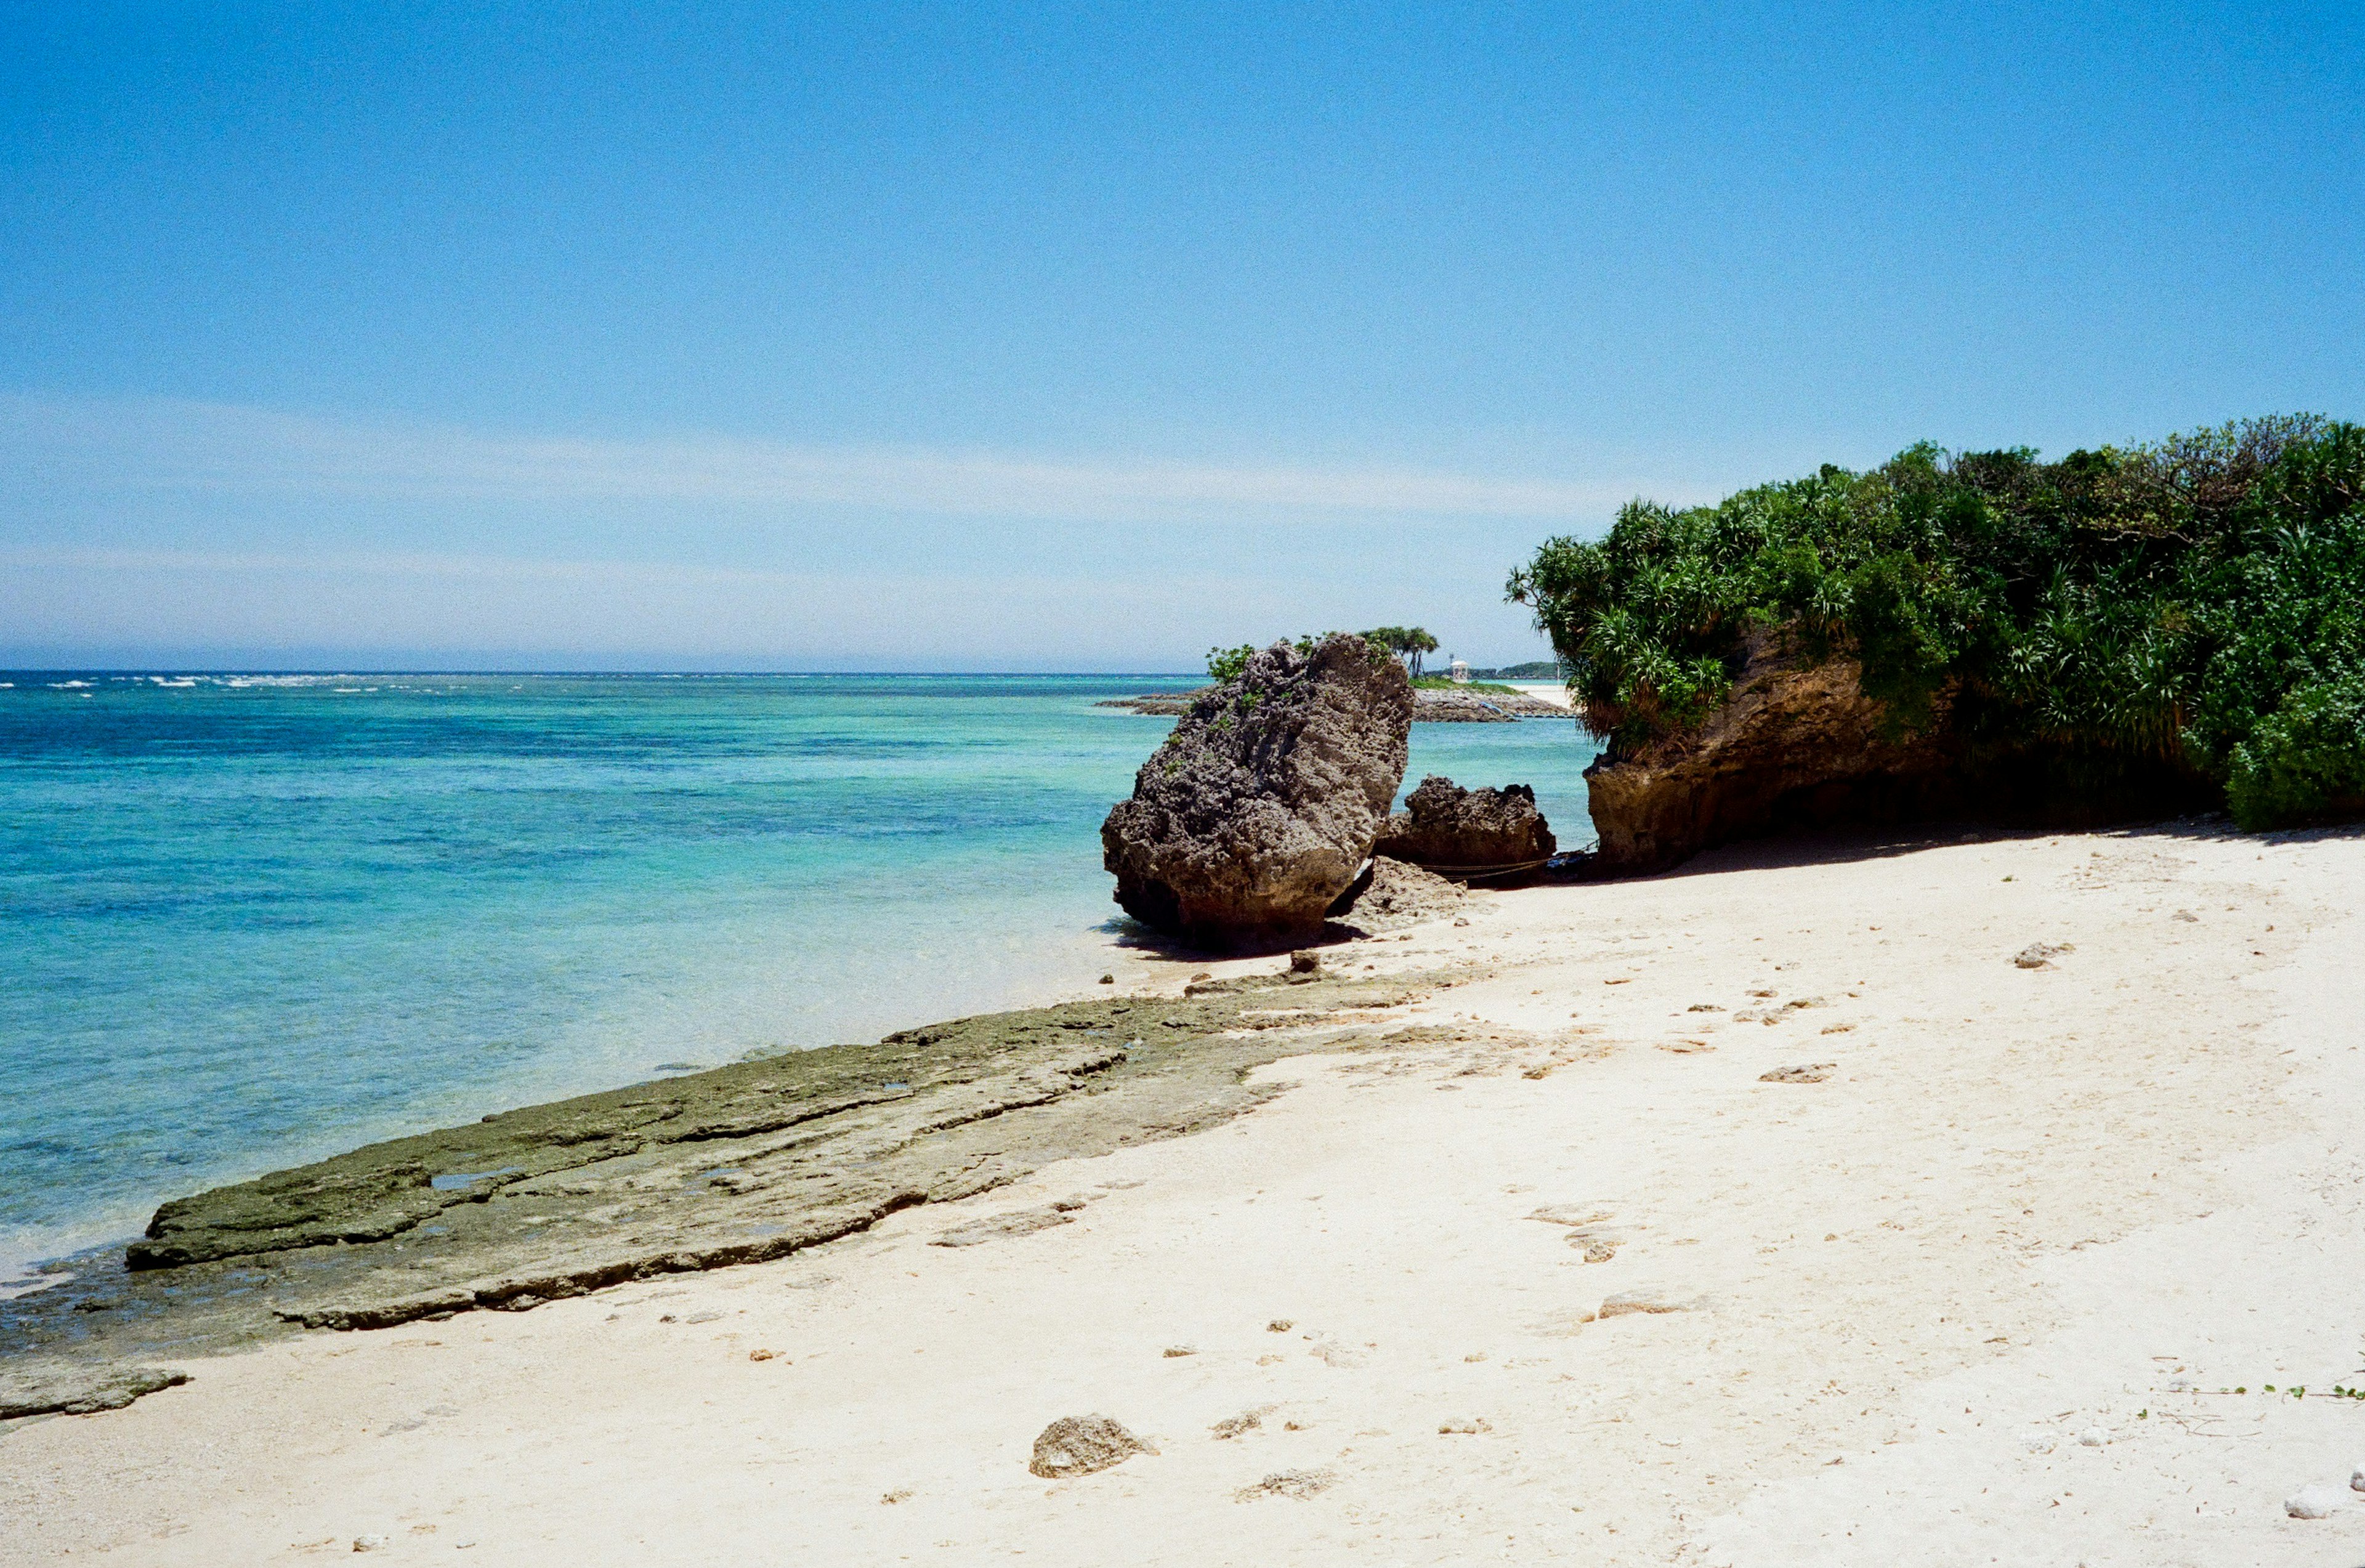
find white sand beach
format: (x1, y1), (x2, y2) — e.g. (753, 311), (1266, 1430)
(6, 823), (2363, 1566)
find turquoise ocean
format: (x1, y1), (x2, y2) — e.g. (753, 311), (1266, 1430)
(0, 673), (1599, 1277)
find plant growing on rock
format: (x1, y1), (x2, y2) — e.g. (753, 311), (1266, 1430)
(1508, 416), (2365, 830)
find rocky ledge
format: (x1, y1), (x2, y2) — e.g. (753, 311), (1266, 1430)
(2, 964), (1464, 1413)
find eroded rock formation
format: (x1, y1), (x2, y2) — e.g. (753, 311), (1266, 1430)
(1582, 636), (1957, 873)
(1373, 775), (1556, 873)
(1101, 636), (1412, 945)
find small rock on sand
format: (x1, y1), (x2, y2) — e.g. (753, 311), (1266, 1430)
(2353, 1460), (2365, 1492)
(1526, 1203), (1611, 1227)
(352, 1537), (390, 1553)
(2286, 1482), (2350, 1519)
(2014, 942), (2074, 969)
(1759, 1064), (1834, 1083)
(1211, 1407), (1272, 1439)
(1029, 1414), (1155, 1479)
(1328, 856), (1465, 936)
(1234, 1468), (1335, 1501)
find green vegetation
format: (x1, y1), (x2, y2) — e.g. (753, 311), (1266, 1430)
(1507, 416), (2365, 829)
(1364, 625), (1440, 677)
(1205, 626), (1437, 684)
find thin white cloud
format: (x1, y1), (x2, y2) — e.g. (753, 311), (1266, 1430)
(0, 541), (1349, 665)
(0, 394), (1664, 522)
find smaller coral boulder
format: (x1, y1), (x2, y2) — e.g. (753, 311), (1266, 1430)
(1372, 776), (1556, 873)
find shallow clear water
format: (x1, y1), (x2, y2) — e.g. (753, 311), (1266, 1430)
(0, 672), (1598, 1271)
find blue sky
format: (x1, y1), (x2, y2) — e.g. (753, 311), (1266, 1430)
(3, 2), (2359, 669)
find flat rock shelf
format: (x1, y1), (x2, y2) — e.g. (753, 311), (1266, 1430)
(0, 967), (1457, 1412)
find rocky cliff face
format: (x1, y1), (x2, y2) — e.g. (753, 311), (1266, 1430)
(1583, 636), (2222, 872)
(1583, 636), (1958, 874)
(1101, 636), (1412, 946)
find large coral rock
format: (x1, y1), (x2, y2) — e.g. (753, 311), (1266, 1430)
(1102, 636), (1412, 945)
(1373, 775), (1556, 872)
(1583, 636), (1956, 873)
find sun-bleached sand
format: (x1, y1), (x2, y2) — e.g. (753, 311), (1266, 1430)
(4, 823), (2363, 1566)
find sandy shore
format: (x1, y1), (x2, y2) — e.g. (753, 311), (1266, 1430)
(5, 821), (2363, 1565)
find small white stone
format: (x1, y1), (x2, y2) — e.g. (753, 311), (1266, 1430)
(2078, 1427), (2108, 1447)
(2018, 1430), (2058, 1454)
(2286, 1483), (2348, 1519)
(352, 1537), (390, 1554)
(2352, 1461), (2365, 1493)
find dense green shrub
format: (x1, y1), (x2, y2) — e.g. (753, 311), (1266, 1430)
(1205, 629), (1406, 683)
(1507, 416), (2365, 829)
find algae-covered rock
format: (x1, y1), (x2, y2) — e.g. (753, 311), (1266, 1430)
(0, 1363), (188, 1421)
(1101, 635), (1411, 946)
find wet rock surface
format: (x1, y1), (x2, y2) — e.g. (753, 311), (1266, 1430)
(1373, 776), (1556, 873)
(1, 967), (1441, 1415)
(1101, 636), (1412, 947)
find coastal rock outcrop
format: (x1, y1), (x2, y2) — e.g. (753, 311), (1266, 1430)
(1582, 635), (1958, 874)
(10, 968), (1433, 1397)
(1101, 636), (1412, 946)
(1373, 776), (1556, 873)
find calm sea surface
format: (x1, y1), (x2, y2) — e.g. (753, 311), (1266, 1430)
(0, 673), (1599, 1274)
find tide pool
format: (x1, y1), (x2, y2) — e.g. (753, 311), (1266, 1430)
(0, 673), (1598, 1272)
